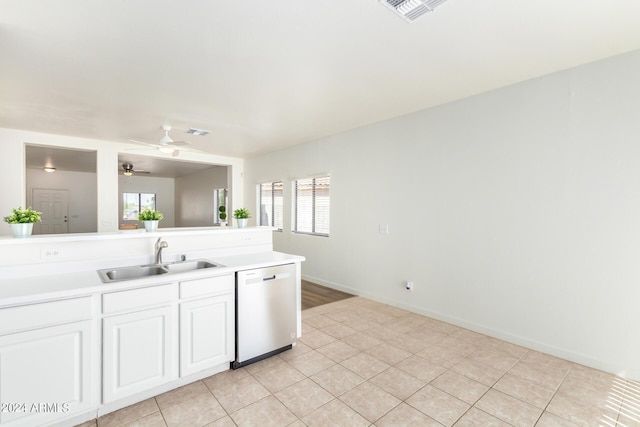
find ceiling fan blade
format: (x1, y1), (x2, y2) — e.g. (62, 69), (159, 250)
(121, 163), (152, 175)
(182, 146), (207, 154)
(128, 139), (162, 148)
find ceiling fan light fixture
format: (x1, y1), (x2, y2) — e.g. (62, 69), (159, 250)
(44, 167), (56, 173)
(123, 170), (133, 176)
(159, 146), (175, 154)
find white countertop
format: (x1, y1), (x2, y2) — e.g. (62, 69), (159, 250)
(0, 251), (304, 308)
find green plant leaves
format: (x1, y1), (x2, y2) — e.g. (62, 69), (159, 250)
(138, 208), (164, 221)
(233, 208), (251, 219)
(3, 207), (42, 224)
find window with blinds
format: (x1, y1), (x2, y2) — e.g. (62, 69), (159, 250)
(258, 181), (283, 230)
(122, 192), (156, 220)
(293, 175), (330, 236)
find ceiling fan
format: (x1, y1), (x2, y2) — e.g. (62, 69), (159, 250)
(129, 125), (191, 157)
(121, 163), (150, 176)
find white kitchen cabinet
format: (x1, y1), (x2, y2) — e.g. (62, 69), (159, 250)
(180, 294), (234, 376)
(179, 274), (234, 377)
(102, 285), (177, 404)
(0, 298), (94, 427)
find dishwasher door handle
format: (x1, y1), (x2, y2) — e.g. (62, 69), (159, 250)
(244, 272), (291, 285)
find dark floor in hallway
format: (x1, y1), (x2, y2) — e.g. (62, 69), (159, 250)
(301, 280), (354, 310)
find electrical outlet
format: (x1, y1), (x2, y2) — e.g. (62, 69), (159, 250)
(41, 247), (64, 259)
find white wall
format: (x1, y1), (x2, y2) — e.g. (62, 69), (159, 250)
(175, 166), (228, 227)
(0, 129), (245, 236)
(118, 175), (176, 228)
(244, 49), (640, 380)
(27, 169), (98, 233)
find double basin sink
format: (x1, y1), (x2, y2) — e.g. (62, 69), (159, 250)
(98, 259), (223, 283)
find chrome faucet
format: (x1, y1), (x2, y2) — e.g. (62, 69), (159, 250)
(155, 237), (168, 265)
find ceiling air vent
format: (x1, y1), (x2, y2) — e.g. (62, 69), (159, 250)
(380, 0), (448, 22)
(186, 128), (210, 136)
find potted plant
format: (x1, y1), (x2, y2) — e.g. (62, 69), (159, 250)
(4, 207), (42, 238)
(138, 208), (163, 232)
(218, 205), (227, 226)
(233, 208), (251, 228)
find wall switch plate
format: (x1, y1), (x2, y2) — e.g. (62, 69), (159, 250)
(379, 224), (389, 235)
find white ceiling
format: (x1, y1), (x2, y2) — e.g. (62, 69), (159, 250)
(25, 144), (96, 173)
(2, 1), (640, 158)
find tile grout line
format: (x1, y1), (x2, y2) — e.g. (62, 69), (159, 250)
(328, 303), (486, 425)
(361, 320), (474, 425)
(425, 345), (527, 426)
(530, 363), (574, 426)
(152, 396), (169, 427)
(200, 375), (242, 426)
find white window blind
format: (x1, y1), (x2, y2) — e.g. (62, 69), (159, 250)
(259, 181), (283, 230)
(294, 175), (330, 236)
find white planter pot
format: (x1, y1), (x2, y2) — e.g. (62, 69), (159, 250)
(236, 218), (248, 228)
(143, 220), (159, 232)
(10, 223), (34, 238)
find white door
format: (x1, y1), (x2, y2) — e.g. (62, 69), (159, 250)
(179, 293), (234, 377)
(0, 321), (93, 427)
(32, 188), (69, 234)
(103, 306), (175, 403)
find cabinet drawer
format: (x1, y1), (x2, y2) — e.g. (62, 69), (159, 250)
(179, 274), (233, 300)
(103, 284), (174, 314)
(0, 297), (93, 335)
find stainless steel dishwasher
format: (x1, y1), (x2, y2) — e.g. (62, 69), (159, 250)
(233, 263), (297, 369)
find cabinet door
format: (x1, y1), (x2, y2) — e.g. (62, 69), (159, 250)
(0, 321), (93, 427)
(180, 293), (234, 377)
(103, 305), (175, 403)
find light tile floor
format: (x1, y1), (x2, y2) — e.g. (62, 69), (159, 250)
(78, 297), (640, 426)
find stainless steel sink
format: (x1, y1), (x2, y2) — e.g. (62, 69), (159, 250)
(163, 260), (220, 273)
(98, 265), (168, 282)
(97, 259), (222, 283)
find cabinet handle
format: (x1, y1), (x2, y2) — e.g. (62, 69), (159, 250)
(262, 275), (276, 281)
